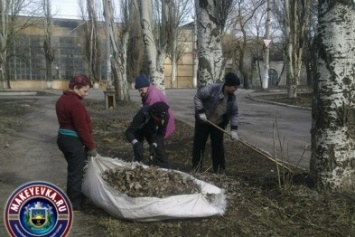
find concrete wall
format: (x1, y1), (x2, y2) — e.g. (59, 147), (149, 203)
(250, 60), (308, 87)
(10, 80), (107, 90)
(10, 80), (68, 90)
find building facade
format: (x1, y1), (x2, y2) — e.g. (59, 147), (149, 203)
(8, 17), (307, 90)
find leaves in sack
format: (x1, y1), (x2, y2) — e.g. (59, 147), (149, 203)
(101, 165), (201, 198)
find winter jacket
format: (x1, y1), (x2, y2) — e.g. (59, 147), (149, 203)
(55, 90), (95, 150)
(194, 83), (239, 130)
(125, 105), (169, 145)
(141, 85), (175, 138)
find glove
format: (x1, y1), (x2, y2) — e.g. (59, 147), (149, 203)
(87, 149), (97, 158)
(230, 130), (239, 141)
(133, 141), (144, 162)
(198, 113), (207, 122)
(149, 143), (157, 158)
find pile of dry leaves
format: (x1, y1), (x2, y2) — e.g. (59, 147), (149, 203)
(102, 165), (201, 198)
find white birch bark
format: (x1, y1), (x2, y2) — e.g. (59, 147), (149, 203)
(311, 1), (355, 192)
(139, 0), (166, 92)
(0, 1), (10, 89)
(194, 0), (225, 88)
(81, 0), (101, 84)
(193, 16), (198, 88)
(171, 42), (177, 88)
(103, 0), (130, 101)
(283, 0), (309, 98)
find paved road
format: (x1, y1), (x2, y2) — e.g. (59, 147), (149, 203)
(128, 88), (312, 170)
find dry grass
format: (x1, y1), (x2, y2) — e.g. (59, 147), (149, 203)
(0, 98), (36, 159)
(84, 93), (354, 237)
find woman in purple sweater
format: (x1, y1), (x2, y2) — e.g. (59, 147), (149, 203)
(134, 75), (175, 138)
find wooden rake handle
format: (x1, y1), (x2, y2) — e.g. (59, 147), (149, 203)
(205, 119), (292, 172)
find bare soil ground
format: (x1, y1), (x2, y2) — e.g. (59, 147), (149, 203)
(1, 92), (354, 237)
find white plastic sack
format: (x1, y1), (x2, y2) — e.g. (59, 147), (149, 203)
(82, 156), (226, 222)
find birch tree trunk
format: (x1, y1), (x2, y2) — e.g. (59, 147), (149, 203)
(81, 0), (101, 84)
(138, 0), (167, 92)
(0, 38), (9, 89)
(43, 0), (55, 89)
(194, 0), (225, 88)
(103, 0), (131, 101)
(310, 1), (355, 192)
(111, 32), (130, 101)
(192, 16), (198, 88)
(0, 1), (11, 89)
(171, 42), (177, 88)
(284, 0), (310, 98)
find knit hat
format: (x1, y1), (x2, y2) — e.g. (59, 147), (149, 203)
(134, 75), (150, 89)
(224, 72), (241, 86)
(149, 101), (170, 118)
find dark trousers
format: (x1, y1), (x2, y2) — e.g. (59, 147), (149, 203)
(192, 119), (225, 172)
(57, 134), (86, 209)
(133, 132), (170, 169)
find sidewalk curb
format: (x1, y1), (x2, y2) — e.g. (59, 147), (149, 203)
(245, 94), (312, 111)
(0, 91), (37, 96)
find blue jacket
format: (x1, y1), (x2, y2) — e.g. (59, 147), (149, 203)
(194, 83), (239, 130)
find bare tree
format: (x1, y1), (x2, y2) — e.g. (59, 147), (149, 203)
(137, 0), (171, 92)
(103, 0), (135, 101)
(303, 0), (318, 86)
(79, 0), (102, 84)
(310, 1), (355, 192)
(226, 0), (266, 89)
(247, 4), (267, 87)
(126, 2), (144, 84)
(194, 0), (234, 88)
(0, 0), (41, 89)
(42, 0), (55, 88)
(273, 0), (311, 98)
(165, 0), (192, 88)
